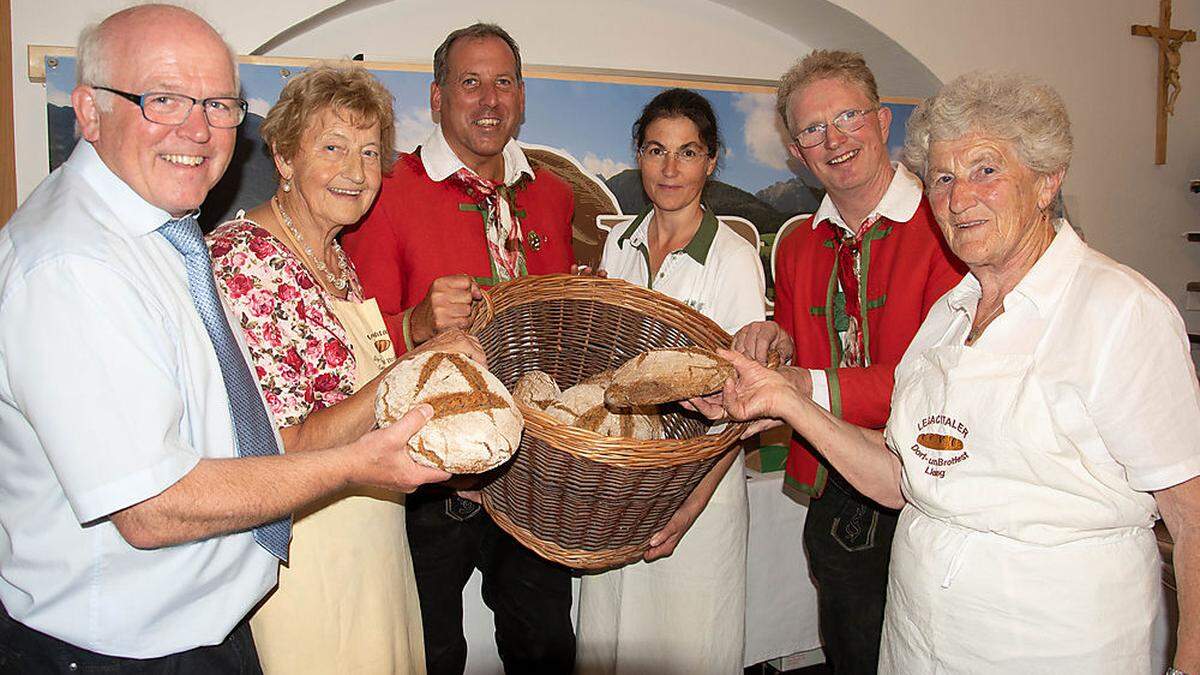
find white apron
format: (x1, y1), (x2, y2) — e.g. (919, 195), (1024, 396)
(575, 450), (748, 675)
(881, 342), (1161, 674)
(251, 295), (427, 675)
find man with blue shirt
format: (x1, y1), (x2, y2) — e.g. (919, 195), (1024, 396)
(0, 5), (447, 672)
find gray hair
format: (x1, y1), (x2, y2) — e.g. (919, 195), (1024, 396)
(776, 50), (879, 133)
(77, 4), (240, 111)
(903, 71), (1072, 179)
(432, 22), (522, 87)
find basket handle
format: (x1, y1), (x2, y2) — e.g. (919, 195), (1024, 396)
(473, 286), (496, 327)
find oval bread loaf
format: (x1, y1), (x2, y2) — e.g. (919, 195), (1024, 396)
(518, 370), (662, 440)
(375, 350), (523, 473)
(605, 347), (734, 407)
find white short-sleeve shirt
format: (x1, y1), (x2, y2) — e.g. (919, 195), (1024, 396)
(601, 208), (766, 335)
(897, 221), (1200, 511)
(0, 142), (278, 657)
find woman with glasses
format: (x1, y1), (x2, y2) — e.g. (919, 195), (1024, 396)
(205, 65), (482, 674)
(576, 88), (767, 675)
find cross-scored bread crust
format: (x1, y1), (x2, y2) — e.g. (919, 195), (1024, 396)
(375, 351), (523, 473)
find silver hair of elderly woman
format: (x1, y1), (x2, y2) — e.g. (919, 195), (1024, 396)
(903, 72), (1073, 180)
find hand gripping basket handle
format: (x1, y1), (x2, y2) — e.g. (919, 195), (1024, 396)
(471, 285), (496, 328)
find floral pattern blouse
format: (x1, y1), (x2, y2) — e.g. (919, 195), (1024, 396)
(207, 219), (361, 428)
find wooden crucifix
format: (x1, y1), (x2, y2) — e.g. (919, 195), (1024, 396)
(1132, 0), (1195, 164)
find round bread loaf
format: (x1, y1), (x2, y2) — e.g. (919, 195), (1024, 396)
(513, 370), (562, 410)
(375, 350), (523, 473)
(547, 380), (663, 440)
(605, 347), (734, 407)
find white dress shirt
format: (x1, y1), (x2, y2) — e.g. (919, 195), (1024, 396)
(419, 124), (533, 186)
(0, 142), (278, 657)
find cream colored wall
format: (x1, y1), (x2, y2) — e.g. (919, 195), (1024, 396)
(269, 0), (807, 79)
(827, 0), (1200, 335)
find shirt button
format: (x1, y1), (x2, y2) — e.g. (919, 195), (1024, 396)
(68, 663), (79, 671)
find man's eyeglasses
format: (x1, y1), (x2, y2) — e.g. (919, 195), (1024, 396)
(793, 107), (878, 149)
(93, 86), (248, 129)
(637, 144), (712, 166)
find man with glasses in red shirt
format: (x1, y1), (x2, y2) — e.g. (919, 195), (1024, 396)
(732, 50), (964, 673)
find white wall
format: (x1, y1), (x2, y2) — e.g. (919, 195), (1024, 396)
(270, 0), (808, 79)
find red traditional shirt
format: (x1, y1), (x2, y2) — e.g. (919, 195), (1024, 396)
(342, 147), (576, 354)
(774, 196), (965, 495)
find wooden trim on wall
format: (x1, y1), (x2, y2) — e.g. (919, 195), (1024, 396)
(1, 0), (17, 224)
(27, 44), (928, 104)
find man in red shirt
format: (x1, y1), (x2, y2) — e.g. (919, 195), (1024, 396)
(342, 23), (576, 675)
(734, 51), (964, 673)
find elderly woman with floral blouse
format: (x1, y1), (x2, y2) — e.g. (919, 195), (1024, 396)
(207, 65), (481, 674)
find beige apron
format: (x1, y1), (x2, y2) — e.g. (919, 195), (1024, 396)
(251, 293), (426, 674)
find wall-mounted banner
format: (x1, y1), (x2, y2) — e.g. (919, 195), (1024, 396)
(43, 55), (916, 302)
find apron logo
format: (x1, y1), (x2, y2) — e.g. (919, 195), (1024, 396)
(375, 338), (392, 354)
(912, 414), (970, 478)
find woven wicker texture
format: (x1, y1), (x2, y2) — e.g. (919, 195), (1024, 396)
(470, 274), (746, 569)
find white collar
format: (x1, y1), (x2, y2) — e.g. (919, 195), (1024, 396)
(811, 162), (923, 234)
(945, 219), (1082, 319)
(419, 124), (534, 186)
(68, 140), (176, 237)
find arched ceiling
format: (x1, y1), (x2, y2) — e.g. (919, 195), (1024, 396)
(239, 0), (939, 98)
(711, 0), (941, 98)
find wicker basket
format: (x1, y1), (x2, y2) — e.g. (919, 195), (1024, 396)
(469, 273), (747, 570)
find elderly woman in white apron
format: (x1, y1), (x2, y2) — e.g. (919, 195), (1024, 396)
(712, 72), (1199, 674)
(207, 65), (483, 674)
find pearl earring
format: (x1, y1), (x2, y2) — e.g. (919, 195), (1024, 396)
(282, 179), (292, 193)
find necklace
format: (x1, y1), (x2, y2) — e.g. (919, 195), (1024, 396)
(966, 301), (1005, 344)
(273, 195), (352, 292)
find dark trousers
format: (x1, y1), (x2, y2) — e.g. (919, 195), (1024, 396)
(803, 472), (899, 675)
(0, 604), (261, 674)
(407, 492), (576, 675)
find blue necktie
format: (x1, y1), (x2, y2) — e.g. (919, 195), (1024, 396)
(159, 215), (291, 561)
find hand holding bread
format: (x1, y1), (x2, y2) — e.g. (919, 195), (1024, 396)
(347, 404), (451, 492)
(732, 320), (795, 366)
(605, 347), (735, 407)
